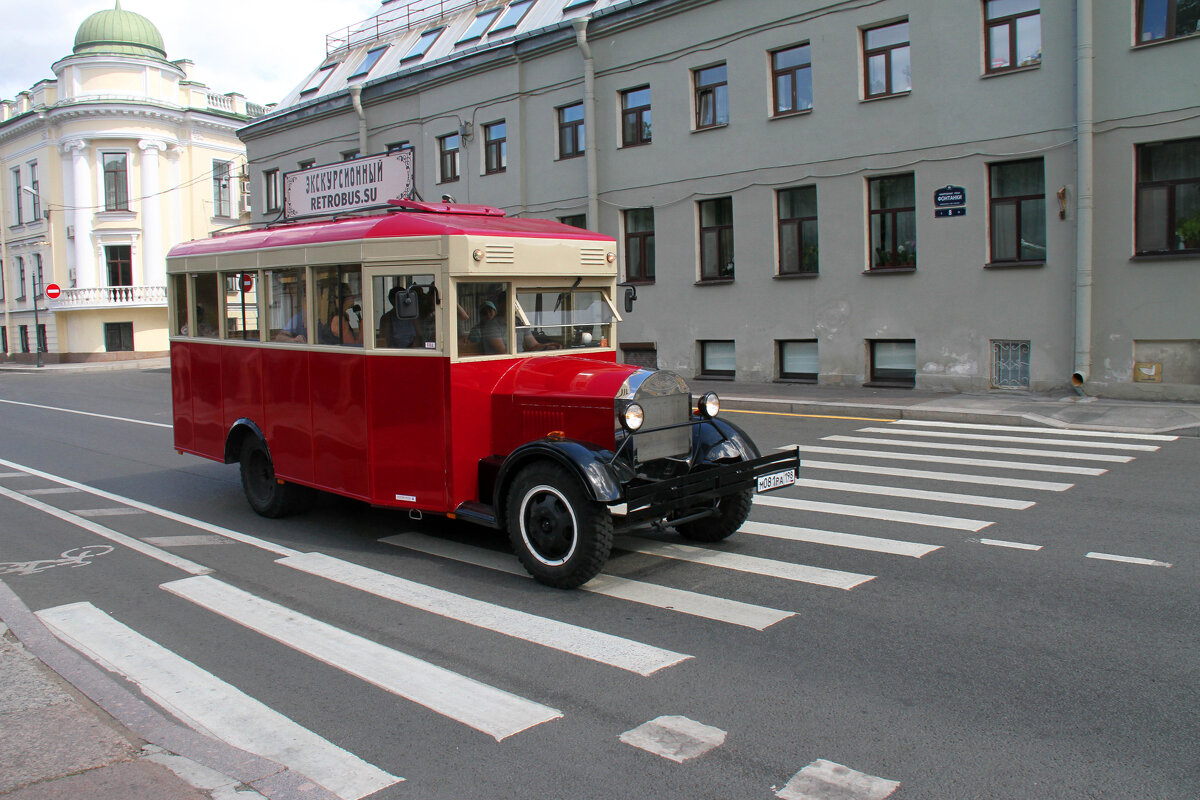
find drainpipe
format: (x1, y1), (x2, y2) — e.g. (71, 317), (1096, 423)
(349, 85), (369, 156)
(0, 182), (11, 356)
(1071, 0), (1094, 391)
(572, 17), (599, 228)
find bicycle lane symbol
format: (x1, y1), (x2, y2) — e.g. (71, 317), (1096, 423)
(0, 545), (115, 576)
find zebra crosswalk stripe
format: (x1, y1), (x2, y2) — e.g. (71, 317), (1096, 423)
(790, 477), (1034, 509)
(824, 435), (1133, 463)
(740, 521), (941, 558)
(787, 444), (1109, 475)
(856, 426), (1159, 452)
(798, 459), (1073, 491)
(754, 494), (993, 532)
(36, 601), (401, 800)
(889, 419), (1178, 441)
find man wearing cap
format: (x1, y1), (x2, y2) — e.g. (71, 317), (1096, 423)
(475, 299), (507, 355)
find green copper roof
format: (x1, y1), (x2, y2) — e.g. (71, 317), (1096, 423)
(73, 1), (167, 60)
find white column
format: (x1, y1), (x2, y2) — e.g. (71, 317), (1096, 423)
(167, 146), (182, 255)
(63, 140), (96, 288)
(138, 139), (166, 287)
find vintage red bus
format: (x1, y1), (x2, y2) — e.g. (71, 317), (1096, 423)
(166, 199), (798, 588)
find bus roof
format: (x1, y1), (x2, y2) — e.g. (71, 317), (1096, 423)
(166, 206), (612, 259)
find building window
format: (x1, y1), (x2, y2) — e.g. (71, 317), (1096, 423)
(563, 0), (595, 10)
(28, 162), (40, 220)
(264, 169), (280, 213)
(299, 64), (337, 96)
(1138, 0), (1200, 44)
(298, 159), (315, 170)
(102, 153), (129, 211)
(484, 121), (507, 174)
(699, 197), (734, 280)
(771, 44), (813, 116)
(104, 322), (134, 352)
(106, 245), (133, 286)
(985, 1), (1041, 72)
(10, 168), (21, 224)
(863, 20), (911, 98)
(1, 326), (6, 353)
(868, 174), (916, 269)
(989, 158), (1046, 263)
(621, 342), (658, 370)
(623, 208), (655, 283)
(458, 8), (500, 45)
(778, 340), (819, 382)
(558, 103), (585, 159)
(991, 340), (1031, 388)
(19, 325), (29, 353)
(16, 257), (25, 300)
(868, 339), (916, 387)
(349, 46), (388, 81)
(778, 186), (819, 274)
(1136, 137), (1200, 254)
(558, 214), (587, 228)
(33, 253), (43, 296)
(694, 64), (729, 129)
(212, 160), (232, 217)
(492, 0), (534, 35)
(37, 324), (47, 354)
(342, 150), (360, 161)
(621, 86), (652, 147)
(403, 28), (442, 62)
(0, 259), (5, 301)
(700, 340), (736, 378)
(386, 141), (410, 153)
(438, 133), (460, 183)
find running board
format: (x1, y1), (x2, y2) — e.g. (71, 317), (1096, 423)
(454, 501), (499, 529)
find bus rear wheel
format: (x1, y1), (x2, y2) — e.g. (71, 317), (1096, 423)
(506, 463), (612, 589)
(674, 487), (753, 543)
(239, 438), (314, 518)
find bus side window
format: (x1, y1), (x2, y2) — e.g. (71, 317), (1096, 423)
(191, 273), (220, 338)
(223, 271), (260, 341)
(268, 268), (308, 343)
(315, 266), (364, 347)
(374, 274), (438, 350)
(170, 274), (189, 336)
(457, 282), (509, 356)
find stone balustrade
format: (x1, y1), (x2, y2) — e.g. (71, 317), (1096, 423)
(50, 285), (167, 309)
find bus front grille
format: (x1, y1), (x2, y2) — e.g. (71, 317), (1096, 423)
(633, 393), (691, 463)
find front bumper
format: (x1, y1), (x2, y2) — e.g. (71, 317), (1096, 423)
(611, 447), (799, 529)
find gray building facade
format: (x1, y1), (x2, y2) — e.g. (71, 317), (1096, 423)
(238, 0), (1200, 399)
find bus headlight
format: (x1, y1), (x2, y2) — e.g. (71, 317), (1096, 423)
(698, 392), (720, 419)
(620, 402), (645, 431)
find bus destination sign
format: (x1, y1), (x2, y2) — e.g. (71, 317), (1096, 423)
(284, 149), (414, 219)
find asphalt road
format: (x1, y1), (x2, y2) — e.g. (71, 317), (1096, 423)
(0, 369), (1196, 800)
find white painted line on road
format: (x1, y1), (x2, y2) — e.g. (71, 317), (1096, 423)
(0, 471), (30, 478)
(799, 459), (1073, 491)
(1085, 552), (1172, 568)
(890, 419), (1178, 441)
(616, 537), (876, 589)
(161, 575), (563, 740)
(0, 398), (172, 428)
(777, 759), (899, 800)
(72, 507), (147, 518)
(280, 552), (691, 676)
(36, 601), (401, 800)
(19, 487), (82, 495)
(792, 477), (1034, 509)
(619, 716), (726, 763)
(786, 445), (1108, 476)
(754, 494), (993, 532)
(0, 457), (302, 558)
(380, 533), (795, 630)
(857, 426), (1159, 452)
(979, 538), (1044, 551)
(0, 483), (210, 576)
(823, 436), (1133, 463)
(740, 521), (941, 558)
(141, 534), (233, 547)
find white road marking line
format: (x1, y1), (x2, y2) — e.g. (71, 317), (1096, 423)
(0, 484), (210, 576)
(141, 534), (233, 547)
(1086, 552), (1172, 568)
(36, 602), (401, 800)
(786, 445), (1108, 475)
(777, 759), (899, 800)
(857, 426), (1159, 452)
(619, 716), (726, 763)
(161, 576), (562, 740)
(890, 419), (1178, 441)
(979, 538), (1044, 551)
(19, 487), (82, 495)
(799, 459), (1073, 491)
(740, 521), (941, 558)
(0, 457), (301, 558)
(754, 494), (993, 532)
(72, 507), (147, 518)
(616, 537), (875, 590)
(280, 552), (690, 676)
(824, 435), (1133, 463)
(380, 534), (795, 630)
(0, 471), (30, 478)
(791, 477), (1034, 509)
(0, 398), (172, 428)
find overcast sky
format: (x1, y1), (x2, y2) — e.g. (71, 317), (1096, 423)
(3, 0), (381, 105)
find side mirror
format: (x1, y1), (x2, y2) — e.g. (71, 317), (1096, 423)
(623, 284), (638, 314)
(396, 287), (420, 320)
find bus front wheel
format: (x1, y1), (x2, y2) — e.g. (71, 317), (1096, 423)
(674, 487), (753, 543)
(239, 438), (314, 518)
(506, 463), (612, 589)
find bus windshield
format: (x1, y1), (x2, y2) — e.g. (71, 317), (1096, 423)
(515, 288), (615, 352)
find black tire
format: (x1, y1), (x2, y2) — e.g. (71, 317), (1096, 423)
(674, 487), (753, 543)
(505, 462), (613, 589)
(239, 438), (314, 518)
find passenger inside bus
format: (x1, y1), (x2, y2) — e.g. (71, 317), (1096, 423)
(323, 283), (363, 346)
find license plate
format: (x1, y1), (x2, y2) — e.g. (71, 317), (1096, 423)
(757, 469), (796, 493)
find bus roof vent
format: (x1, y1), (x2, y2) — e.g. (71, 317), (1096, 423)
(485, 243), (515, 264)
(581, 246), (608, 267)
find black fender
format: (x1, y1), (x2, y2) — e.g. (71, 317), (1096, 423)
(692, 416), (761, 464)
(491, 438), (635, 522)
(223, 418), (266, 464)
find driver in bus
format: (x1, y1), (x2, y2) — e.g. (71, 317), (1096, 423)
(471, 300), (506, 354)
(326, 284), (363, 346)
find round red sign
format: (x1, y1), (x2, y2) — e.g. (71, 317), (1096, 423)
(240, 274), (254, 293)
(45, 283), (61, 299)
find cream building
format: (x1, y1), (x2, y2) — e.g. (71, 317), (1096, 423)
(0, 1), (267, 362)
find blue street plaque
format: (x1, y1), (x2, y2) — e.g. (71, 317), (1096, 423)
(935, 207), (966, 218)
(935, 185), (966, 207)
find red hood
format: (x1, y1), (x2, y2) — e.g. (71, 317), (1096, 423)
(494, 356), (641, 403)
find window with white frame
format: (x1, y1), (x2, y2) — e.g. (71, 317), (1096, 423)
(264, 169), (280, 213)
(10, 167), (21, 224)
(27, 161), (40, 220)
(212, 160), (232, 217)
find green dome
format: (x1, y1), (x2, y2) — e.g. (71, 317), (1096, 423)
(73, 1), (167, 60)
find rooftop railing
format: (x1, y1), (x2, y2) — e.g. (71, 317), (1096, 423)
(326, 0), (483, 55)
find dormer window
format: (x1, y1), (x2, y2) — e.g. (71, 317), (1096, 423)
(491, 0), (534, 35)
(402, 28), (443, 62)
(457, 9), (501, 45)
(299, 64), (337, 96)
(349, 46), (388, 81)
